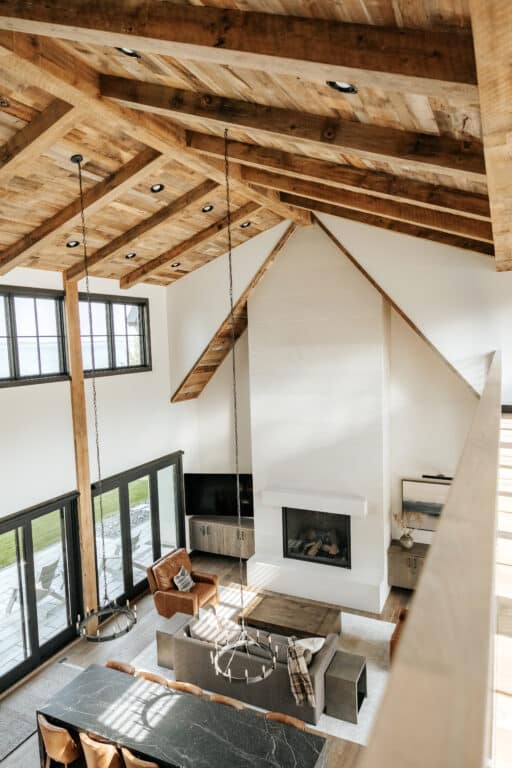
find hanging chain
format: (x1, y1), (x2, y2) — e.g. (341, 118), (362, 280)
(223, 129), (245, 623)
(75, 158), (109, 607)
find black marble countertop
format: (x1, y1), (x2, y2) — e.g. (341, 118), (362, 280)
(38, 665), (328, 768)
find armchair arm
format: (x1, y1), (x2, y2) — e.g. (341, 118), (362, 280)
(154, 589), (198, 618)
(191, 570), (219, 587)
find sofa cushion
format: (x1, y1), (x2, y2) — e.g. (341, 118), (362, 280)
(152, 549), (192, 591)
(246, 628), (312, 665)
(190, 614), (240, 645)
(173, 565), (195, 592)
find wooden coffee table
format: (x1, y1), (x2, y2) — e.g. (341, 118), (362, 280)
(240, 593), (342, 638)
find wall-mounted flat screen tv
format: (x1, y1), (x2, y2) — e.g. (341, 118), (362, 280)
(184, 473), (254, 517)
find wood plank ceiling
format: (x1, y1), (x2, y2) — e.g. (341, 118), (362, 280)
(0, 0), (508, 287)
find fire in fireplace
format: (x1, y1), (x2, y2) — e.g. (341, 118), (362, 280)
(282, 507), (351, 569)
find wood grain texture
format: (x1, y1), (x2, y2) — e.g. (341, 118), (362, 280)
(65, 178), (219, 281)
(470, 1), (512, 270)
(187, 133), (491, 220)
(358, 352), (501, 768)
(244, 166), (493, 241)
(171, 222), (295, 401)
(101, 76), (486, 180)
(0, 0), (478, 98)
(121, 200), (261, 289)
(283, 195), (495, 256)
(315, 216), (481, 399)
(63, 278), (97, 624)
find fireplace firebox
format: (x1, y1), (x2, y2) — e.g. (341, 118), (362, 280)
(282, 507), (351, 569)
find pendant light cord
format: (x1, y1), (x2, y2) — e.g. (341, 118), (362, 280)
(223, 129), (245, 624)
(75, 159), (109, 607)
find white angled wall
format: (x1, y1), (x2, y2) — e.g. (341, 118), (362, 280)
(318, 213), (512, 400)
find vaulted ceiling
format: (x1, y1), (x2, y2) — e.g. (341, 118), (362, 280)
(0, 0), (508, 288)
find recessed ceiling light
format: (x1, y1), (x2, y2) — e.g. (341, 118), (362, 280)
(326, 80), (358, 94)
(171, 262), (181, 268)
(202, 204), (214, 213)
(125, 252), (137, 259)
(115, 47), (141, 58)
(66, 240), (80, 248)
(150, 183), (165, 193)
(240, 221), (251, 229)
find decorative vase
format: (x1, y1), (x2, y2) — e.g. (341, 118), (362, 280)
(399, 531), (414, 550)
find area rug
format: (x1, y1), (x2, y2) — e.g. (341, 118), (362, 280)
(0, 659), (82, 761)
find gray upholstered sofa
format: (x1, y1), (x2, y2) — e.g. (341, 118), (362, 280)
(173, 624), (338, 724)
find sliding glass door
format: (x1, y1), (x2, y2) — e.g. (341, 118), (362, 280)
(91, 451), (185, 604)
(0, 494), (80, 694)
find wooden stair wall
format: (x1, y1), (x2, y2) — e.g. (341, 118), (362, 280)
(171, 223), (296, 402)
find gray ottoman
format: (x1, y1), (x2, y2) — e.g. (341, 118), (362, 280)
(324, 650), (367, 723)
(156, 612), (193, 669)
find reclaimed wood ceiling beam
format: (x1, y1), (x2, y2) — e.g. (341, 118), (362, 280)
(243, 167), (493, 242)
(171, 222), (296, 402)
(0, 33), (305, 257)
(0, 0), (478, 99)
(470, 1), (512, 271)
(0, 147), (164, 275)
(66, 179), (219, 281)
(100, 76), (486, 181)
(0, 97), (81, 184)
(280, 194), (495, 257)
(120, 201), (261, 289)
(315, 216), (480, 399)
(187, 132), (491, 221)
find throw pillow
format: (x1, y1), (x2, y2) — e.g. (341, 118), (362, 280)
(296, 637), (325, 655)
(173, 565), (195, 592)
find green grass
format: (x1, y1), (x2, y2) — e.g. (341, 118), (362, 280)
(0, 477), (150, 570)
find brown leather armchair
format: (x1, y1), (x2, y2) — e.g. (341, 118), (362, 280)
(147, 549), (219, 618)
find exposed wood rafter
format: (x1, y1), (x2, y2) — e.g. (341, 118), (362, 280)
(281, 194), (495, 256)
(65, 178), (219, 281)
(100, 76), (486, 180)
(242, 166), (493, 242)
(0, 147), (165, 275)
(315, 217), (480, 399)
(121, 201), (261, 289)
(187, 133), (491, 221)
(0, 0), (478, 98)
(0, 97), (80, 184)
(470, 0), (512, 270)
(172, 223), (296, 402)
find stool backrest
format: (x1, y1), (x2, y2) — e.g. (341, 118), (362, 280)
(80, 732), (123, 768)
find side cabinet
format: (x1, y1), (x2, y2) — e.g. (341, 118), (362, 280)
(188, 516), (255, 559)
(388, 540), (429, 590)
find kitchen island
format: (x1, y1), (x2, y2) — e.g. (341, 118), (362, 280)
(37, 665), (328, 767)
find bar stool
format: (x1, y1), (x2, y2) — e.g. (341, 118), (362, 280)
(80, 732), (123, 768)
(209, 693), (246, 711)
(105, 660), (135, 675)
(37, 714), (80, 768)
(167, 680), (203, 697)
(121, 747), (160, 768)
(265, 711), (306, 730)
(135, 670), (168, 687)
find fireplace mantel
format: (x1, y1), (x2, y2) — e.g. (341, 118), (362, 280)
(260, 488), (367, 518)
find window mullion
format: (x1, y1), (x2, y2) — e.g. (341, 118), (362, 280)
(107, 301), (115, 369)
(8, 295), (20, 379)
(33, 297), (42, 376)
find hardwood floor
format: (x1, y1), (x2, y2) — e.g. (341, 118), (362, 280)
(0, 552), (408, 767)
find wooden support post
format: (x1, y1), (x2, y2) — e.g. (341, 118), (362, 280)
(63, 278), (98, 625)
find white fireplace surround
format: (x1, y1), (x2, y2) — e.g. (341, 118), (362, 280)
(260, 488), (367, 518)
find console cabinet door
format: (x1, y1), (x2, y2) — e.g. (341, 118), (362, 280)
(388, 550), (424, 589)
(189, 519), (204, 550)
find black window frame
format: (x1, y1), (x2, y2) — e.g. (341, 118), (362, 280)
(0, 284), (69, 388)
(78, 291), (152, 378)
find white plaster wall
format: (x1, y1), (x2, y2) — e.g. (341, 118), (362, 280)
(247, 226), (390, 612)
(166, 221), (290, 473)
(389, 308), (477, 544)
(317, 213), (512, 399)
(0, 268), (193, 516)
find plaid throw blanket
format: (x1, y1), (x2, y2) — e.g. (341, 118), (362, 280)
(287, 638), (316, 707)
